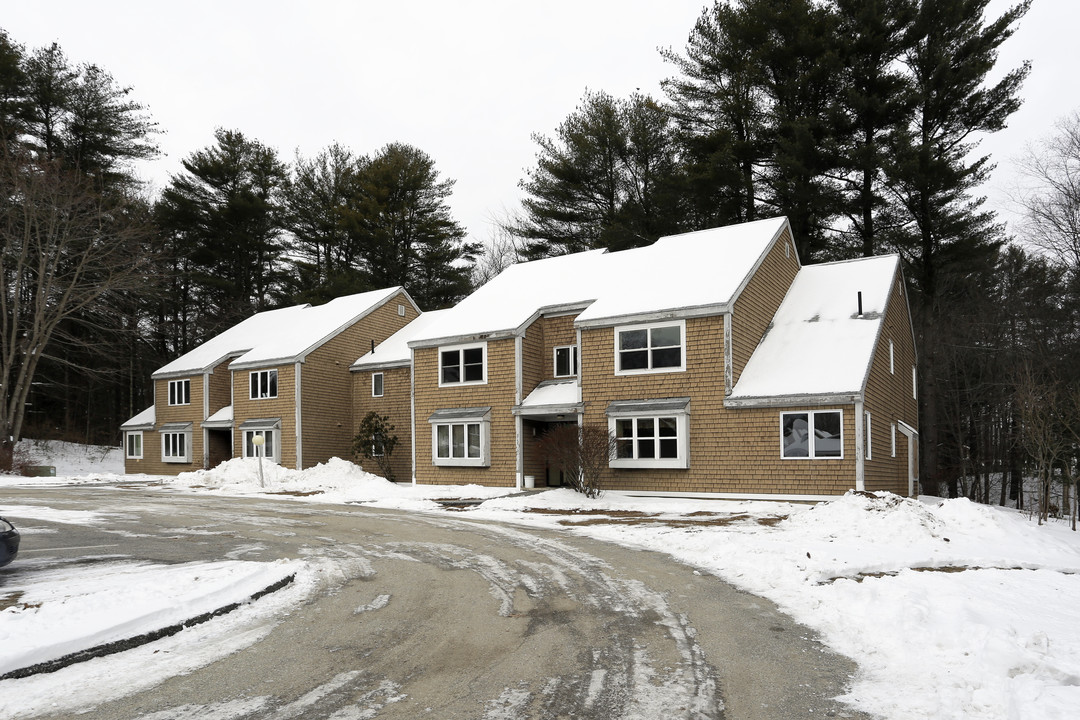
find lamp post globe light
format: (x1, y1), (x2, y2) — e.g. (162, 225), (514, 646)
(252, 433), (265, 488)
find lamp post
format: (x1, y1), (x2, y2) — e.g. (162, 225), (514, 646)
(252, 433), (265, 488)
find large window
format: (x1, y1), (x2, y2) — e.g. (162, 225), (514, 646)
(168, 379), (190, 406)
(250, 370), (278, 399)
(554, 345), (578, 378)
(439, 343), (486, 386)
(781, 410), (843, 459)
(125, 432), (143, 459)
(429, 408), (490, 467)
(162, 432), (190, 463)
(607, 398), (690, 469)
(615, 321), (685, 375)
(243, 429), (277, 463)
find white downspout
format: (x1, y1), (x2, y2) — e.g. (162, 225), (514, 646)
(294, 362), (303, 470)
(854, 400), (865, 492)
(514, 334), (524, 490)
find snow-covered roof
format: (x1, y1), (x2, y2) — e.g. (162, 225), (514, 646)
(203, 405), (233, 427)
(350, 309), (451, 370)
(409, 217), (791, 345)
(727, 255), (901, 404)
(120, 405), (155, 430)
(519, 379), (580, 408)
(153, 288), (410, 378)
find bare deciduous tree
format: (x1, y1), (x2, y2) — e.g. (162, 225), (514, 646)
(536, 423), (616, 499)
(1015, 110), (1080, 270)
(0, 150), (152, 469)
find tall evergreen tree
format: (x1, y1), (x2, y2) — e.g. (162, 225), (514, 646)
(283, 142), (364, 303)
(514, 90), (681, 259)
(886, 0), (1030, 494)
(662, 1), (768, 229)
(340, 142), (476, 308)
(832, 0), (918, 257)
(156, 129), (289, 344)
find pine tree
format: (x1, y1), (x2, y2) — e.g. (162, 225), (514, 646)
(886, 0), (1030, 494)
(514, 90), (682, 259)
(340, 142), (476, 308)
(156, 129), (289, 342)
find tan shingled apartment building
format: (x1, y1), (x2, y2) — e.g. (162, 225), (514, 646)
(124, 217), (918, 501)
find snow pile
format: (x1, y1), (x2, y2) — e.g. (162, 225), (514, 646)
(0, 559), (301, 677)
(168, 456), (515, 508)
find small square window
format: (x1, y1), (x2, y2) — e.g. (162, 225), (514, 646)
(250, 370), (278, 399)
(372, 372), (384, 397)
(439, 344), (486, 386)
(168, 379), (190, 406)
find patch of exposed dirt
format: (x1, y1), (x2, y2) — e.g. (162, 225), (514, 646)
(555, 513), (788, 528)
(267, 490), (324, 497)
(0, 591), (40, 611)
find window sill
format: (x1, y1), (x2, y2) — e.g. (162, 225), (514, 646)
(609, 458), (687, 470)
(433, 457), (489, 468)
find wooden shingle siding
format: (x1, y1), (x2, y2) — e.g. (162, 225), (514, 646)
(862, 275), (919, 495)
(299, 294), (415, 468)
(207, 359), (232, 415)
(125, 376), (205, 476)
(413, 338), (518, 487)
(352, 365), (412, 482)
(579, 315), (858, 495)
(234, 364), (297, 467)
(730, 228), (799, 387)
(521, 320), (544, 400)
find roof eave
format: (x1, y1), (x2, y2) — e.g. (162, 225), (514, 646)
(575, 303), (729, 330)
(724, 391), (862, 409)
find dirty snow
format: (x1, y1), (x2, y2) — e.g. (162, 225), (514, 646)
(2, 440), (1079, 719)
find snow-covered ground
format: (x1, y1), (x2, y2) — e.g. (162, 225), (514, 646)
(2, 440), (1079, 719)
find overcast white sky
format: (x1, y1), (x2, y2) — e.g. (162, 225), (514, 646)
(4, 1), (1076, 244)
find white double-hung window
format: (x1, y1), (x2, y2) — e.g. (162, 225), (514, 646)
(429, 407), (491, 467)
(607, 398), (690, 469)
(125, 432), (143, 459)
(439, 343), (486, 386)
(554, 345), (578, 378)
(615, 320), (685, 375)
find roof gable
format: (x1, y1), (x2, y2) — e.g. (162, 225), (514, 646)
(153, 287), (409, 378)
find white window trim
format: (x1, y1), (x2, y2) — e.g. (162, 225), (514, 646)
(912, 366), (918, 400)
(438, 342), (488, 387)
(161, 431), (192, 463)
(168, 379), (190, 406)
(607, 412), (689, 470)
(553, 345), (578, 378)
(865, 411), (872, 460)
(780, 410), (844, 460)
(372, 372), (384, 397)
(889, 340), (895, 374)
(891, 422), (897, 458)
(125, 431), (143, 459)
(430, 417), (490, 467)
(242, 429), (279, 463)
(250, 369), (278, 400)
(614, 319), (687, 376)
